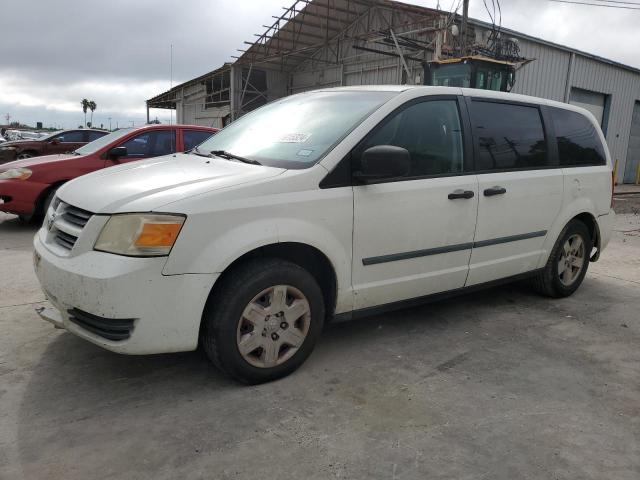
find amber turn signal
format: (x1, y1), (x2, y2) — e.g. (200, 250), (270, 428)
(135, 223), (183, 248)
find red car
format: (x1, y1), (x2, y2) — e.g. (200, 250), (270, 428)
(0, 129), (109, 163)
(0, 124), (217, 220)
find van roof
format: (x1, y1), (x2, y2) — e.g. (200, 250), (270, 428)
(321, 85), (596, 120)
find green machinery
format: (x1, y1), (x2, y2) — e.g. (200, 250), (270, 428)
(424, 55), (527, 92)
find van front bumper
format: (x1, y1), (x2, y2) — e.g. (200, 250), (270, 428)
(33, 233), (218, 354)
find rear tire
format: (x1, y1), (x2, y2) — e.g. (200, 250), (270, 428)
(532, 220), (592, 298)
(201, 258), (325, 384)
(17, 151), (35, 160)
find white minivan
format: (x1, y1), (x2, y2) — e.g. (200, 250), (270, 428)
(33, 86), (615, 383)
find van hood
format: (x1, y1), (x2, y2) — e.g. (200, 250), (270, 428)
(0, 153), (77, 171)
(56, 153), (286, 214)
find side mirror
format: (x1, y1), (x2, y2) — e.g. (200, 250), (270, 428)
(50, 139), (60, 145)
(107, 146), (128, 161)
(353, 145), (410, 184)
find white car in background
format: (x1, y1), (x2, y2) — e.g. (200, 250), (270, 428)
(32, 86), (615, 384)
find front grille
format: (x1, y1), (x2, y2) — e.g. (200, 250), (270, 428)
(46, 200), (93, 252)
(67, 308), (136, 341)
(62, 205), (92, 227)
(53, 229), (77, 250)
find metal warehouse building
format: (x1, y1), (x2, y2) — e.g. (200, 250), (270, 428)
(147, 0), (640, 184)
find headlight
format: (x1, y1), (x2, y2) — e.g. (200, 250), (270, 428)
(1, 146), (17, 151)
(94, 214), (186, 257)
(0, 168), (32, 180)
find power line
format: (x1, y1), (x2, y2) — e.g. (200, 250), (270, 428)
(549, 0), (640, 9)
(593, 0), (640, 4)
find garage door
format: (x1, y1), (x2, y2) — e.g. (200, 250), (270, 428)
(624, 101), (640, 184)
(570, 88), (606, 125)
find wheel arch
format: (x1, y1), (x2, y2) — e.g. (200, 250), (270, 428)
(538, 196), (603, 269)
(35, 180), (68, 216)
(572, 211), (601, 261)
(207, 242), (339, 320)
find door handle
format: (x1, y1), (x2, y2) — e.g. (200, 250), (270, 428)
(448, 189), (475, 200)
(484, 186), (507, 197)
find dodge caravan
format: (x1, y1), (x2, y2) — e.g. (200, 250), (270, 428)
(33, 86), (615, 384)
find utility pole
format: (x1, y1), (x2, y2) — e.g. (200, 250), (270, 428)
(461, 0), (469, 56)
(108, 117), (112, 131)
(4, 113), (10, 125)
(169, 44), (173, 125)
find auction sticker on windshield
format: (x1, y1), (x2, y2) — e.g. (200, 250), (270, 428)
(276, 133), (311, 143)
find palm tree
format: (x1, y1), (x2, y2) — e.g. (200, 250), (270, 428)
(81, 99), (89, 127)
(88, 101), (97, 127)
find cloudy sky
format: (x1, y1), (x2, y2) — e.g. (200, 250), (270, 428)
(1, 0), (638, 129)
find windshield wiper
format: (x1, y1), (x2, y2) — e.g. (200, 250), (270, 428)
(191, 146), (211, 158)
(211, 150), (261, 165)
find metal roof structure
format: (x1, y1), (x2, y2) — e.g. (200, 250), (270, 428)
(232, 0), (445, 71)
(147, 63), (232, 110)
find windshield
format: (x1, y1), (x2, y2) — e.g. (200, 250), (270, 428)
(74, 128), (134, 155)
(197, 90), (397, 168)
(431, 64), (471, 88)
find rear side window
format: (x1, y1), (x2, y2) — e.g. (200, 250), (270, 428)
(471, 101), (548, 171)
(119, 130), (176, 158)
(550, 107), (606, 166)
(86, 131), (107, 142)
(57, 131), (85, 143)
(183, 130), (214, 151)
(356, 99), (464, 177)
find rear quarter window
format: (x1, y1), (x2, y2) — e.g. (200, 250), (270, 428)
(550, 107), (606, 166)
(183, 130), (214, 151)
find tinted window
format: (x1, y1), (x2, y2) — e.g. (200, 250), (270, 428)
(87, 131), (108, 141)
(472, 101), (548, 171)
(56, 131), (85, 143)
(119, 131), (176, 158)
(550, 107), (606, 166)
(356, 100), (464, 177)
(184, 130), (214, 151)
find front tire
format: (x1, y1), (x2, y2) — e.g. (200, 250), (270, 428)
(532, 220), (592, 298)
(201, 258), (325, 384)
(17, 151), (35, 160)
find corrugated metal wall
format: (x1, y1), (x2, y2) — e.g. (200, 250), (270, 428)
(510, 39), (569, 101)
(509, 35), (640, 182)
(175, 83), (229, 128)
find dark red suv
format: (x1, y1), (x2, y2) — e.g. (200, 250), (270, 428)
(0, 129), (109, 163)
(0, 124), (217, 220)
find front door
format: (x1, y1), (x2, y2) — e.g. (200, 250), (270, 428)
(465, 99), (563, 286)
(352, 97), (479, 310)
